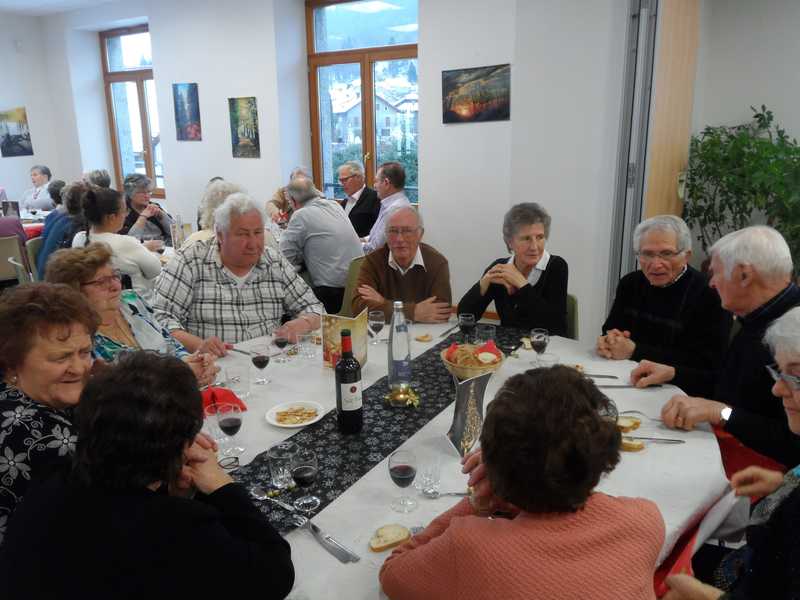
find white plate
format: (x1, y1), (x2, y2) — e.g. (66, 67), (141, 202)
(265, 400), (325, 429)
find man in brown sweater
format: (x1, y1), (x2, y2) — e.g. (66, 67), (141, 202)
(353, 207), (452, 322)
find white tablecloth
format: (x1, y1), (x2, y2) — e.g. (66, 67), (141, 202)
(212, 323), (731, 600)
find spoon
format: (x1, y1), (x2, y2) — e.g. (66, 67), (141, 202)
(250, 486), (297, 512)
(421, 489), (469, 499)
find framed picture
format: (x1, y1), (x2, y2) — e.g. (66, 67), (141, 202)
(173, 83), (202, 141)
(0, 106), (34, 157)
(228, 96), (260, 158)
(441, 64), (510, 124)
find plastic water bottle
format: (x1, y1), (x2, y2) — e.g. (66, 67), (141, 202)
(388, 301), (412, 390)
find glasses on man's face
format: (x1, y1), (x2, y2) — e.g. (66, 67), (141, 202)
(766, 363), (800, 391)
(81, 270), (122, 289)
(387, 227), (420, 238)
(637, 250), (684, 262)
(338, 174), (358, 184)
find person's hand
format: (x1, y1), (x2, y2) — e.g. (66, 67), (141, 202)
(357, 284), (386, 306)
(184, 352), (220, 387)
(661, 394), (727, 430)
(605, 330), (635, 360)
(184, 445), (234, 495)
(273, 320), (305, 344)
(197, 336), (232, 357)
(141, 204), (161, 219)
(413, 297), (451, 323)
(630, 359), (675, 387)
(172, 437), (219, 496)
(143, 239), (163, 252)
(194, 431), (219, 453)
(731, 465), (784, 498)
(482, 263), (527, 294)
(460, 449), (518, 515)
(663, 574), (724, 600)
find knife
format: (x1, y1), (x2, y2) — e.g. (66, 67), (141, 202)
(597, 384), (662, 389)
(230, 347), (254, 357)
(625, 435), (685, 444)
(438, 324), (460, 338)
(307, 521), (361, 563)
(584, 373), (619, 379)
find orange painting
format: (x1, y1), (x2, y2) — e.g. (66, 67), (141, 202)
(442, 64), (510, 124)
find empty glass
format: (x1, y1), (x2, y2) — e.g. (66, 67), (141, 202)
(475, 323), (496, 344)
(268, 442), (299, 489)
(298, 333), (318, 359)
(224, 365), (250, 400)
(458, 314), (476, 344)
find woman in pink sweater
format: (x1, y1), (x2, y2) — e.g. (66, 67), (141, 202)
(380, 366), (665, 600)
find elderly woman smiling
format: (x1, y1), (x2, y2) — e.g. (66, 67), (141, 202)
(44, 244), (218, 387)
(457, 202), (569, 335)
(0, 283), (98, 544)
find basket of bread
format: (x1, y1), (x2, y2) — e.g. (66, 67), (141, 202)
(440, 340), (504, 380)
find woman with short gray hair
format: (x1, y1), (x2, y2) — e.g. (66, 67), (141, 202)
(599, 214), (731, 370)
(457, 202), (569, 335)
(120, 173), (174, 246)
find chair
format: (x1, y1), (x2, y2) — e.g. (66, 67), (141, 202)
(7, 256), (32, 284)
(0, 235), (26, 283)
(566, 293), (579, 340)
(338, 255), (366, 317)
(26, 235), (43, 280)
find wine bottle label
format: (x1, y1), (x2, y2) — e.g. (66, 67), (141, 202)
(340, 382), (363, 411)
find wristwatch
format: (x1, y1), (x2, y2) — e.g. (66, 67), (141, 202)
(720, 406), (733, 425)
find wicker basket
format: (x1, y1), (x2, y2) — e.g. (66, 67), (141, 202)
(440, 346), (504, 380)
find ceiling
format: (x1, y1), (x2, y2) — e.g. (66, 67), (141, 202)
(0, 0), (115, 16)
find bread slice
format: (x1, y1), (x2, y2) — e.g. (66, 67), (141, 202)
(369, 524), (411, 552)
(617, 416), (641, 433)
(621, 436), (645, 452)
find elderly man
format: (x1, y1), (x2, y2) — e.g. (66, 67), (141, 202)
(153, 193), (322, 357)
(338, 161), (380, 238)
(362, 162), (411, 254)
(598, 215), (731, 368)
(632, 225), (800, 466)
(280, 177), (363, 314)
(354, 206), (451, 322)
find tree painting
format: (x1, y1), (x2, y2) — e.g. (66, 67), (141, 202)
(228, 97), (260, 158)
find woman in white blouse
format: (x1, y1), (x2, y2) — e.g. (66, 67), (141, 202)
(20, 165), (55, 211)
(72, 187), (161, 300)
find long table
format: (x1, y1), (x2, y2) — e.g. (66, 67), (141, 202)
(213, 323), (731, 600)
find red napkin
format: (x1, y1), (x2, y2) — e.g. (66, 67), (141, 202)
(201, 387), (247, 412)
(712, 424), (785, 503)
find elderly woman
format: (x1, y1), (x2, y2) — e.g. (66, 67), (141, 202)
(266, 166), (315, 225)
(0, 283), (97, 545)
(0, 351), (294, 598)
(119, 173), (173, 245)
(20, 164), (54, 211)
(82, 169), (111, 188)
(182, 179), (245, 248)
(457, 202), (568, 335)
(381, 367), (664, 599)
(72, 186), (161, 300)
(45, 243), (217, 386)
(598, 215), (731, 368)
(663, 306), (800, 600)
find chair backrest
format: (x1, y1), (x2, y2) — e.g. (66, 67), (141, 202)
(566, 293), (579, 340)
(0, 235), (25, 282)
(7, 256), (32, 284)
(26, 235), (43, 281)
(338, 255), (366, 317)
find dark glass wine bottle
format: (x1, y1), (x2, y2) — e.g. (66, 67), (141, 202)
(335, 329), (363, 434)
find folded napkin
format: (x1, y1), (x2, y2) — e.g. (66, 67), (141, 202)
(201, 386), (248, 412)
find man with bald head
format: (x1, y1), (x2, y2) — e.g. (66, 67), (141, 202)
(353, 206), (451, 323)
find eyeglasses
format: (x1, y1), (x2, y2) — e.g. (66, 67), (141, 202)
(387, 227), (420, 238)
(636, 250), (685, 262)
(81, 270), (122, 289)
(338, 174), (359, 184)
(766, 363), (800, 391)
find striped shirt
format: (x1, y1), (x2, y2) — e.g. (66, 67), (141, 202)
(152, 239), (323, 343)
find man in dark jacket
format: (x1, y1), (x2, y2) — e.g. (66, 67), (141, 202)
(338, 161), (380, 238)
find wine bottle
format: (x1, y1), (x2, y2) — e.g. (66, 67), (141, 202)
(335, 329), (363, 434)
(388, 301), (412, 390)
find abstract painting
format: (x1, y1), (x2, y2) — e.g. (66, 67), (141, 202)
(0, 106), (34, 157)
(172, 83), (202, 141)
(441, 64), (510, 124)
(228, 96), (260, 158)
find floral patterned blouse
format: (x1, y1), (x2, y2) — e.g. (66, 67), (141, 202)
(0, 384), (75, 546)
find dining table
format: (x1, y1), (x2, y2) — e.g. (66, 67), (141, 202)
(210, 322), (733, 600)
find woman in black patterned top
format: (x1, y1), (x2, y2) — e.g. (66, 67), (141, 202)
(0, 283), (98, 545)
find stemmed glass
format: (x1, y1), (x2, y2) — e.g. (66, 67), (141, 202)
(251, 341), (270, 385)
(214, 403), (244, 457)
(274, 334), (290, 363)
(458, 313), (476, 344)
(368, 310), (386, 345)
(292, 449), (321, 512)
(388, 449), (418, 513)
(531, 328), (549, 366)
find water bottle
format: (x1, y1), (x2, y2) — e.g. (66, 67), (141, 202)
(388, 301), (412, 390)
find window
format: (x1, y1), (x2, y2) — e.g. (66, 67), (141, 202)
(100, 25), (165, 197)
(307, 0), (418, 202)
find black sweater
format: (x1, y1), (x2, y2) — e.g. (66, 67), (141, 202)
(603, 266), (732, 369)
(674, 283), (800, 467)
(457, 255), (568, 337)
(0, 476), (294, 599)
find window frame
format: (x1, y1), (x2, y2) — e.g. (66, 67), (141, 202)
(305, 0), (417, 192)
(99, 24), (165, 198)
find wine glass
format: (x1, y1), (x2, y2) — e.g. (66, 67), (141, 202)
(531, 328), (549, 366)
(214, 403), (244, 457)
(368, 310), (385, 345)
(251, 342), (271, 385)
(388, 449), (418, 513)
(274, 334), (290, 363)
(458, 313), (476, 344)
(292, 449), (321, 512)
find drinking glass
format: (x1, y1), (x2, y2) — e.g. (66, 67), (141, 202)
(274, 334), (290, 363)
(292, 449), (321, 512)
(251, 341), (271, 385)
(202, 404), (226, 446)
(224, 365), (250, 400)
(531, 328), (549, 366)
(388, 449), (418, 513)
(458, 314), (476, 344)
(268, 442), (299, 489)
(214, 403), (244, 457)
(475, 323), (496, 344)
(368, 310), (386, 345)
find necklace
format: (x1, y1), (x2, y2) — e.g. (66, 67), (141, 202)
(99, 311), (140, 349)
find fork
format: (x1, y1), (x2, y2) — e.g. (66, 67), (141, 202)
(620, 409), (662, 422)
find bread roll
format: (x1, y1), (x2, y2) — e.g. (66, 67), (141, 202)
(369, 524), (411, 552)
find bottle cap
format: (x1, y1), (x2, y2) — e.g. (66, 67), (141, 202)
(393, 301), (403, 308)
(341, 329), (351, 337)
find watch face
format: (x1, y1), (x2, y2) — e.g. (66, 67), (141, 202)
(721, 407), (732, 422)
